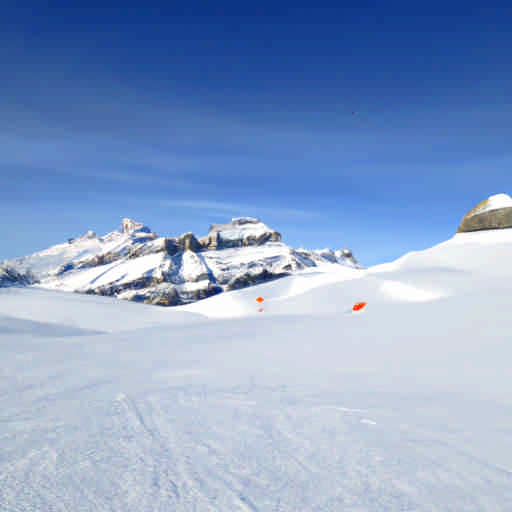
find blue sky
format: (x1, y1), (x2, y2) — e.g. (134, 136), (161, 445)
(2, 2), (512, 266)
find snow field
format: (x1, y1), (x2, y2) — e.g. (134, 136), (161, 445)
(2, 229), (512, 510)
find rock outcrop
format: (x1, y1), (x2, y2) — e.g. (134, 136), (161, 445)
(226, 268), (288, 291)
(199, 218), (281, 249)
(177, 232), (202, 252)
(121, 218), (157, 241)
(0, 266), (35, 287)
(457, 194), (512, 233)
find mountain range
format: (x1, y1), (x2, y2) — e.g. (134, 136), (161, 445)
(1, 217), (362, 306)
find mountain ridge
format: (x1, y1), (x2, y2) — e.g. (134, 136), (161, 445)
(2, 217), (362, 306)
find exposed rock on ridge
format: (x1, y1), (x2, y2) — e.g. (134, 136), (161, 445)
(199, 218), (282, 249)
(0, 266), (35, 287)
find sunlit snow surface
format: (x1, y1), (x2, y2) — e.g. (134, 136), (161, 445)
(2, 231), (512, 510)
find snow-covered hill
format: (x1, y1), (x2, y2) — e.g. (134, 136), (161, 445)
(2, 217), (362, 306)
(2, 225), (512, 510)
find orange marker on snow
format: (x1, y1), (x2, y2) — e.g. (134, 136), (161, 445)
(258, 307), (264, 312)
(352, 302), (367, 312)
(256, 297), (264, 304)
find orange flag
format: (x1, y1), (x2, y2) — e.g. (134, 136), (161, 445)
(352, 302), (367, 311)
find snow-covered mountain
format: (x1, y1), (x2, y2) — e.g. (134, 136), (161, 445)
(2, 217), (362, 305)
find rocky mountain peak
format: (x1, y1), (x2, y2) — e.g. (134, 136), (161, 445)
(122, 218), (141, 233)
(121, 218), (156, 242)
(230, 217), (260, 225)
(201, 217), (281, 249)
(121, 218), (149, 234)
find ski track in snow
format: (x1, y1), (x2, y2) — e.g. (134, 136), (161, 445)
(2, 357), (512, 511)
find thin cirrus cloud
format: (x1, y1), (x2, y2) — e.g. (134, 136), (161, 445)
(0, 113), (332, 184)
(88, 192), (320, 220)
(0, 132), (215, 193)
(0, 133), (199, 172)
(157, 199), (320, 218)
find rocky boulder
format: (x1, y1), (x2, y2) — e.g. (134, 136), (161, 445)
(457, 194), (512, 233)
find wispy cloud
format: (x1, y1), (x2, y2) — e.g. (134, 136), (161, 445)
(0, 133), (206, 188)
(86, 193), (322, 220)
(157, 199), (320, 218)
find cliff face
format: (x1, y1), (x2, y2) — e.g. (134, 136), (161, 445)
(3, 217), (363, 306)
(0, 266), (35, 287)
(198, 218), (282, 249)
(457, 194), (512, 233)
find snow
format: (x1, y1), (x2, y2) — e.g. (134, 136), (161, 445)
(0, 287), (202, 332)
(4, 235), (106, 278)
(2, 229), (512, 510)
(177, 250), (210, 283)
(181, 264), (363, 318)
(377, 279), (447, 302)
(199, 243), (290, 282)
(2, 228), (152, 281)
(40, 252), (168, 292)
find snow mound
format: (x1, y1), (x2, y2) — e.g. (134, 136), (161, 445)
(181, 265), (362, 318)
(378, 280), (448, 302)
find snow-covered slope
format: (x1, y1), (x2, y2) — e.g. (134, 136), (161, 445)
(2, 228), (512, 510)
(2, 217), (362, 306)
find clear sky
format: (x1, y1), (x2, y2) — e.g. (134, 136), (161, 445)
(2, 2), (512, 266)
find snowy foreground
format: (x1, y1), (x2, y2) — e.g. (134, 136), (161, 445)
(2, 230), (512, 511)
